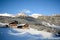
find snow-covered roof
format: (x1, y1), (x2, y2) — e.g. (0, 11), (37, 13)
(17, 24), (25, 26)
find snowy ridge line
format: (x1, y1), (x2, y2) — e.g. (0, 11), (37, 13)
(0, 13), (43, 18)
(0, 13), (15, 17)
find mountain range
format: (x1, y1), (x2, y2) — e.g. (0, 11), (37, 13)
(0, 12), (60, 34)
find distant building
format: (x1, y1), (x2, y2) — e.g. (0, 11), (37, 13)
(17, 23), (29, 29)
(9, 21), (29, 29)
(9, 21), (18, 28)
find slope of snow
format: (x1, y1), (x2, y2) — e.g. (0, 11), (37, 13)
(42, 21), (60, 29)
(0, 28), (60, 40)
(8, 28), (53, 38)
(30, 14), (42, 18)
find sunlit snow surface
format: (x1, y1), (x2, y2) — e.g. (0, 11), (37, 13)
(0, 28), (60, 40)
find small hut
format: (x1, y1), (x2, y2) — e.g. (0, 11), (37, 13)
(17, 23), (29, 29)
(23, 23), (29, 29)
(9, 21), (18, 28)
(9, 21), (29, 29)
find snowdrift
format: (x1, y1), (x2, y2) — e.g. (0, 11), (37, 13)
(0, 28), (60, 40)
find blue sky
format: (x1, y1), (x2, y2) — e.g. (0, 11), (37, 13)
(0, 0), (60, 15)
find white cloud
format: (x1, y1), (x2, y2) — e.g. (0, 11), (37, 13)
(30, 13), (42, 18)
(25, 10), (31, 13)
(21, 9), (31, 13)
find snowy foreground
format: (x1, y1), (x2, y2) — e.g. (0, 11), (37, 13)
(0, 28), (60, 40)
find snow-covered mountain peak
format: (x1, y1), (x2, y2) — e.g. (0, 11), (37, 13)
(0, 13), (15, 17)
(30, 14), (43, 18)
(52, 14), (60, 16)
(16, 12), (27, 17)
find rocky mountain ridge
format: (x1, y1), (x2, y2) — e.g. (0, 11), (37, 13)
(0, 13), (60, 34)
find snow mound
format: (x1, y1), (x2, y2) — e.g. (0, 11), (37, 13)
(0, 28), (60, 40)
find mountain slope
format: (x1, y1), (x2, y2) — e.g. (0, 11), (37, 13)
(38, 15), (60, 26)
(0, 14), (60, 34)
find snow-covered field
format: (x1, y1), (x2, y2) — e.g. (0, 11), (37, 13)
(0, 28), (60, 40)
